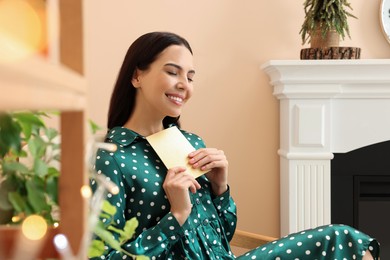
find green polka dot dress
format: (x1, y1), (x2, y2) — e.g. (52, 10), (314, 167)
(91, 126), (380, 260)
(238, 224), (379, 260)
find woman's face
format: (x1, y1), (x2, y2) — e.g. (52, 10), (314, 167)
(132, 44), (195, 119)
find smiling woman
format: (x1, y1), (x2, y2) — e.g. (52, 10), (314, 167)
(381, 0), (390, 44)
(89, 31), (380, 260)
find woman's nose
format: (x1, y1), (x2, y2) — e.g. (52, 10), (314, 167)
(176, 76), (190, 90)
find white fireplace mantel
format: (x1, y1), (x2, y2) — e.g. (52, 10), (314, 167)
(261, 59), (390, 236)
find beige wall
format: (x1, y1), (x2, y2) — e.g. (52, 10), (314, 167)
(83, 0), (390, 237)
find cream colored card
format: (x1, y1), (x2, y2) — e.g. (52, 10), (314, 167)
(146, 126), (208, 178)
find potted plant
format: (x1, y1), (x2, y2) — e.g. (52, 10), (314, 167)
(0, 111), (60, 225)
(299, 0), (361, 59)
(0, 112), (147, 259)
(0, 111), (61, 258)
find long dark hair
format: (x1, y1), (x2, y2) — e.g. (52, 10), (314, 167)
(107, 32), (193, 130)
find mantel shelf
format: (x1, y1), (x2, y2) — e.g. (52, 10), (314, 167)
(262, 59), (390, 99)
(0, 55), (87, 111)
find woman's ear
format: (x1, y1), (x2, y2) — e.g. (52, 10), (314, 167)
(131, 69), (141, 88)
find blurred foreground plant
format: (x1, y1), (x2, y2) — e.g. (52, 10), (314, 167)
(88, 200), (148, 259)
(0, 111), (60, 225)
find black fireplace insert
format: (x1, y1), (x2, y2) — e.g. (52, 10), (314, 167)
(331, 140), (390, 259)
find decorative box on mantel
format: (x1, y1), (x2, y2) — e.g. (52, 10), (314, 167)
(261, 59), (390, 237)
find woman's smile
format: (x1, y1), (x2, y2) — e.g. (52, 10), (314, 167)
(166, 94), (184, 105)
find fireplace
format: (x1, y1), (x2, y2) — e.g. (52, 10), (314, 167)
(261, 59), (390, 243)
(332, 141), (390, 258)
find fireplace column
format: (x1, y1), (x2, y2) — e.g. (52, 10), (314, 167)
(261, 59), (390, 236)
(278, 98), (333, 236)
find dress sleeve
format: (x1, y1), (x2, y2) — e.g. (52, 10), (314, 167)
(90, 149), (186, 259)
(212, 186), (237, 241)
(121, 212), (185, 258)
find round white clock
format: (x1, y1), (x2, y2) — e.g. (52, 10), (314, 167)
(381, 0), (390, 44)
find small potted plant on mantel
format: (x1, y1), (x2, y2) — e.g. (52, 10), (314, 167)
(299, 0), (361, 59)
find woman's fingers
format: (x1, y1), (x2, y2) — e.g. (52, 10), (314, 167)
(188, 148), (227, 171)
(188, 148), (229, 196)
(164, 166), (200, 193)
(163, 167), (201, 225)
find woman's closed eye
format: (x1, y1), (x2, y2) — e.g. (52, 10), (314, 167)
(167, 70), (177, 76)
(166, 70), (194, 83)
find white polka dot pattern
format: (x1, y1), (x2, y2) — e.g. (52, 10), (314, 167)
(90, 126), (380, 260)
(90, 126), (238, 259)
(237, 224), (380, 260)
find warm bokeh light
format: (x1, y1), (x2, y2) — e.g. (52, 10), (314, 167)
(81, 185), (92, 199)
(11, 215), (21, 223)
(0, 0), (46, 62)
(110, 185), (120, 195)
(21, 215), (48, 240)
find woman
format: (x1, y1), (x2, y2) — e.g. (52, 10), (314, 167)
(91, 31), (380, 259)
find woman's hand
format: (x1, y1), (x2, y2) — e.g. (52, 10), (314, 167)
(163, 166), (201, 226)
(188, 148), (228, 196)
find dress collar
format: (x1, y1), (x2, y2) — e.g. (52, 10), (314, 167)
(106, 124), (179, 147)
(106, 126), (143, 147)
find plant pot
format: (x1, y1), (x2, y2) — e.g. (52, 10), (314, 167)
(0, 226), (59, 259)
(300, 25), (361, 60)
(310, 27), (340, 48)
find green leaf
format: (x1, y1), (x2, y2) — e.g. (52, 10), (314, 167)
(94, 223), (122, 251)
(0, 180), (15, 210)
(136, 256), (150, 260)
(88, 119), (102, 135)
(107, 225), (126, 240)
(21, 120), (33, 141)
(88, 239), (106, 258)
(18, 149), (28, 158)
(121, 217), (138, 243)
(107, 217), (138, 244)
(53, 153), (61, 162)
(26, 177), (49, 213)
(52, 143), (61, 150)
(27, 136), (46, 158)
(8, 192), (27, 213)
(99, 212), (113, 221)
(44, 127), (58, 141)
(44, 110), (60, 117)
(46, 175), (58, 204)
(2, 161), (30, 174)
(47, 166), (60, 177)
(0, 113), (22, 157)
(2, 173), (23, 191)
(33, 158), (48, 177)
(90, 200), (146, 259)
(101, 200), (117, 216)
(12, 112), (45, 126)
(13, 112), (45, 140)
